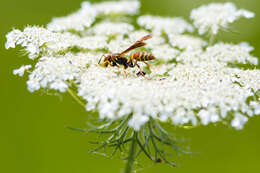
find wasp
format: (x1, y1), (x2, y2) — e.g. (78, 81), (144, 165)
(98, 35), (156, 76)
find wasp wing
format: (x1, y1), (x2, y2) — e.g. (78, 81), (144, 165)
(119, 35), (152, 56)
(138, 34), (153, 42)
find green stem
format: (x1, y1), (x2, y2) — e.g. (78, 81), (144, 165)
(124, 132), (138, 173)
(67, 87), (85, 108)
(209, 32), (216, 46)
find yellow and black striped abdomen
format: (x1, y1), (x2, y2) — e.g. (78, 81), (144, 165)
(132, 52), (156, 61)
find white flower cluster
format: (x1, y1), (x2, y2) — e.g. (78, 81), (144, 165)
(5, 26), (108, 58)
(26, 52), (102, 92)
(13, 65), (32, 77)
(190, 2), (254, 35)
(169, 34), (207, 51)
(151, 45), (179, 61)
(138, 15), (194, 35)
(93, 0), (140, 15)
(47, 2), (96, 32)
(77, 56), (260, 130)
(47, 0), (140, 32)
(7, 1), (259, 131)
(88, 22), (134, 36)
(206, 43), (258, 65)
(177, 43), (258, 66)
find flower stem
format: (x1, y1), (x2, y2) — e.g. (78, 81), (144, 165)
(124, 131), (138, 173)
(67, 87), (85, 108)
(209, 32), (215, 46)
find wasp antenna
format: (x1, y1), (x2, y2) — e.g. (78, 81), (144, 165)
(98, 54), (105, 64)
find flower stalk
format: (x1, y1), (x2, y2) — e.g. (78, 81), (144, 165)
(124, 131), (138, 173)
(67, 87), (85, 108)
(69, 113), (182, 172)
(209, 32), (215, 46)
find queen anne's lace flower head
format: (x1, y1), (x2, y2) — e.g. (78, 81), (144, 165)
(190, 2), (254, 35)
(47, 2), (97, 32)
(47, 0), (140, 32)
(169, 34), (207, 51)
(206, 42), (258, 65)
(137, 15), (194, 36)
(89, 22), (134, 36)
(5, 26), (108, 58)
(151, 45), (180, 61)
(6, 1), (259, 131)
(93, 0), (140, 15)
(6, 26), (76, 58)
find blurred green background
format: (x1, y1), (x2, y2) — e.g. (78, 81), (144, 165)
(1, 0), (260, 172)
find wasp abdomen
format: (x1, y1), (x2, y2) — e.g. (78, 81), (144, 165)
(132, 52), (155, 61)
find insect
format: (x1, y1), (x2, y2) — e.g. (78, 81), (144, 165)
(98, 35), (156, 77)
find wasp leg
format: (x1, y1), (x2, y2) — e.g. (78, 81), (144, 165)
(143, 61), (150, 67)
(123, 69), (127, 78)
(134, 60), (142, 71)
(134, 60), (146, 77)
(111, 56), (118, 64)
(108, 61), (113, 66)
(143, 61), (150, 68)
